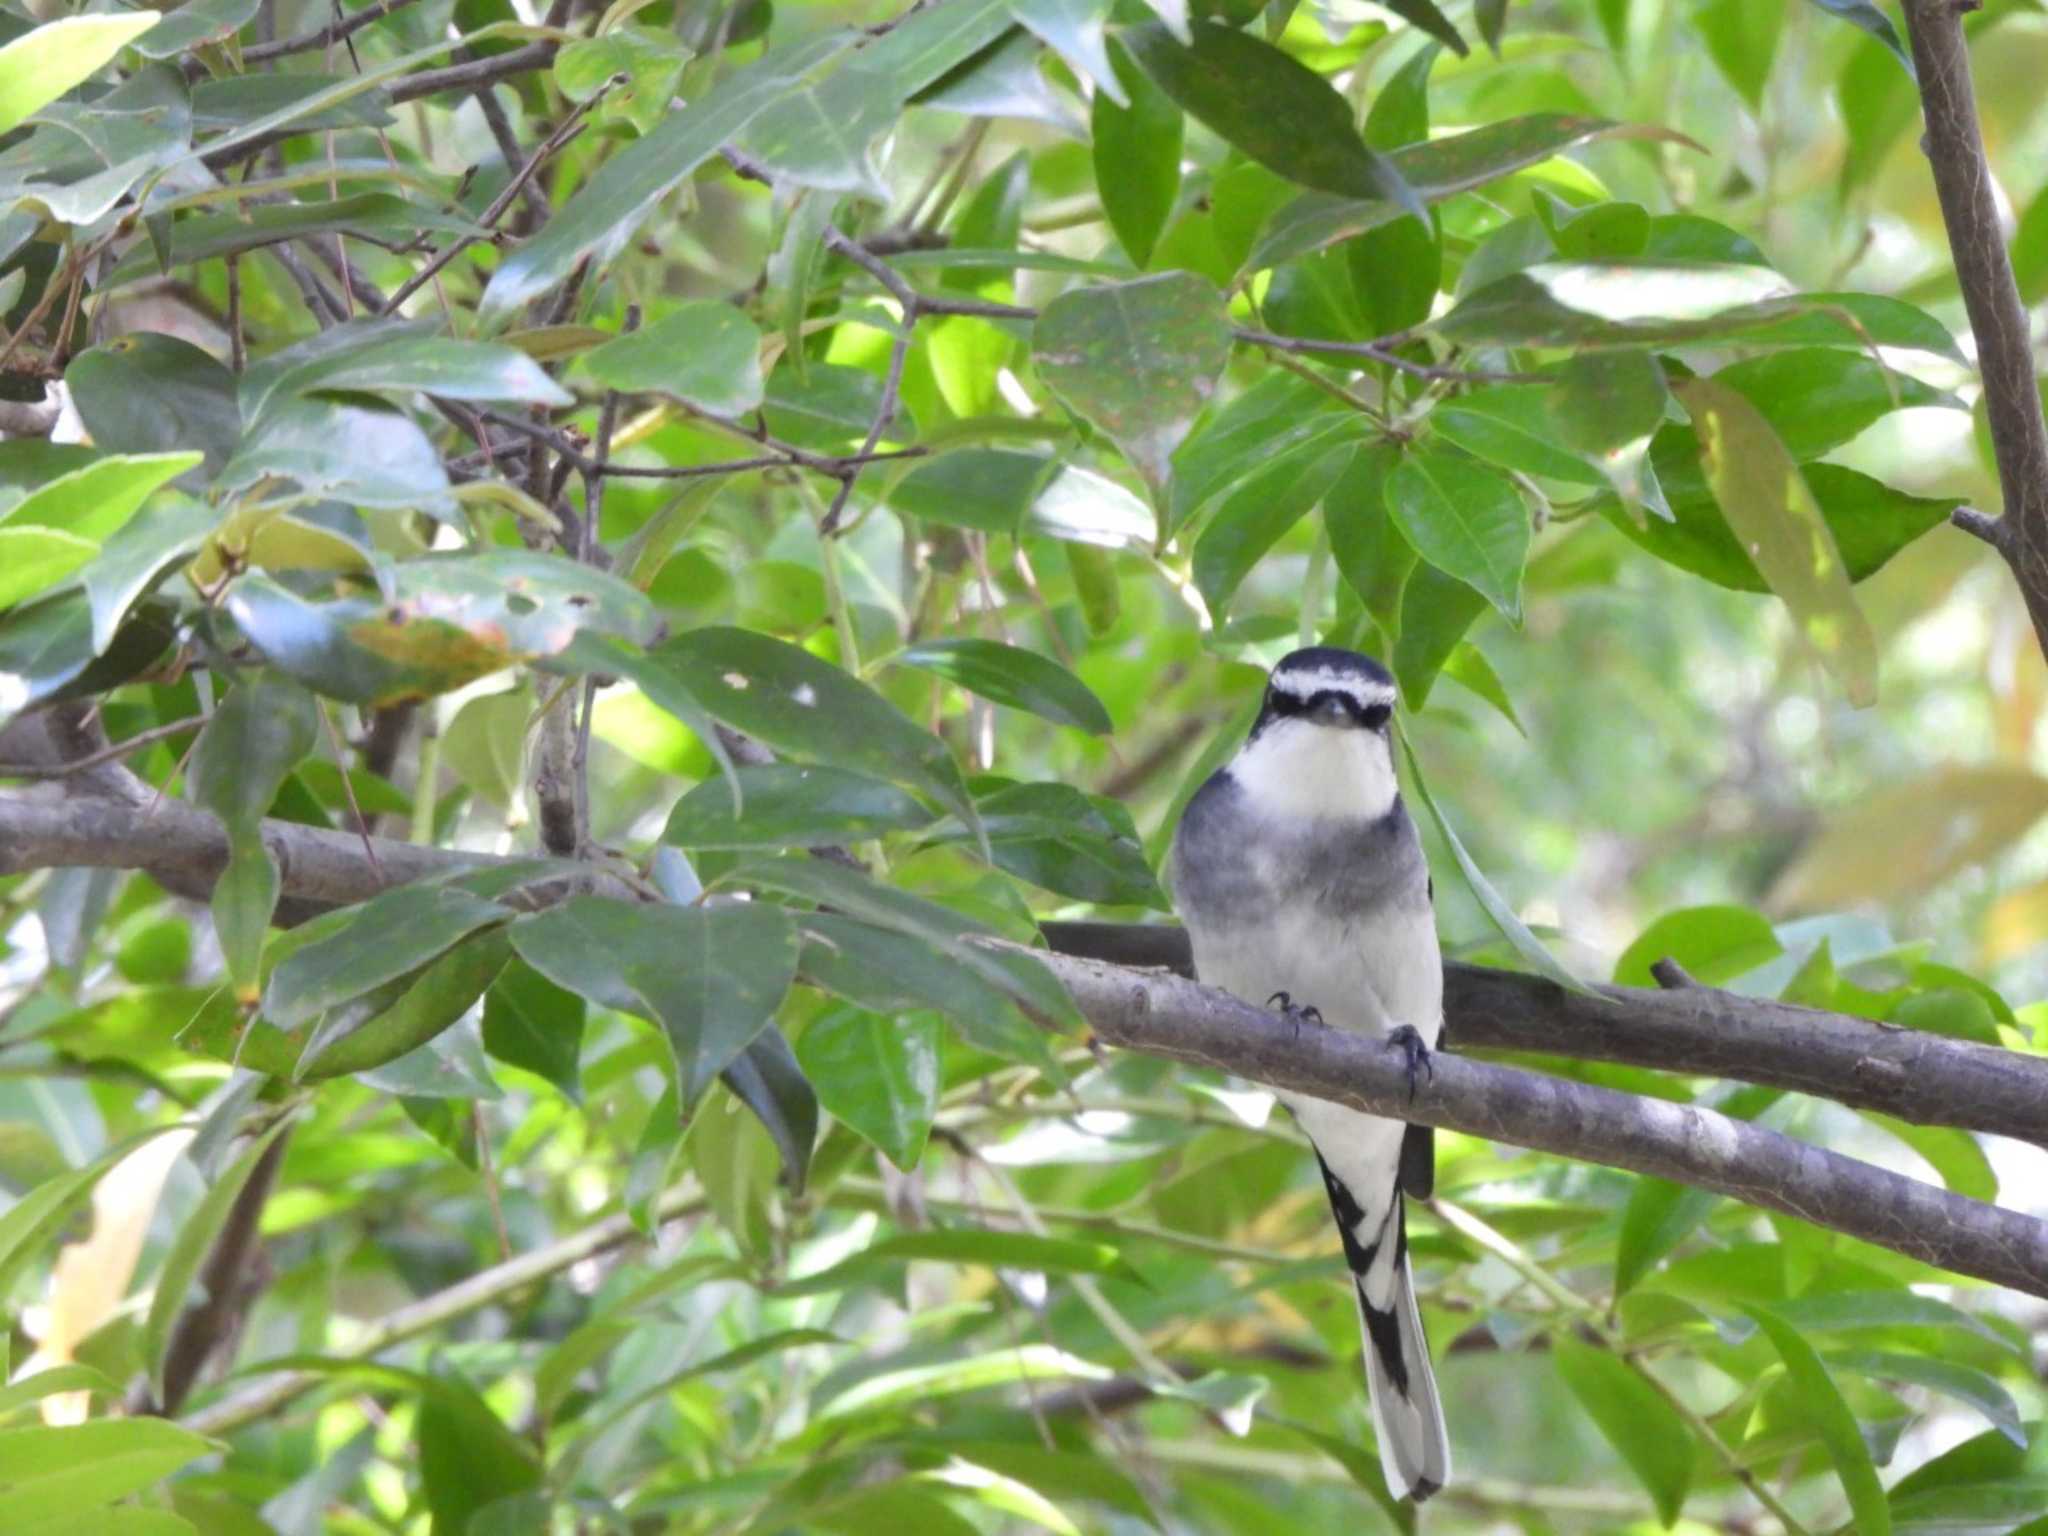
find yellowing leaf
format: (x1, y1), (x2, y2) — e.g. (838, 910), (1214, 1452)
(1673, 376), (1877, 705)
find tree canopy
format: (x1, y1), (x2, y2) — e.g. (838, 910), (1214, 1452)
(3, 0), (2048, 1531)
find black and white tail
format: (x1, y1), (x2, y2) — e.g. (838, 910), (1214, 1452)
(1317, 1151), (1450, 1502)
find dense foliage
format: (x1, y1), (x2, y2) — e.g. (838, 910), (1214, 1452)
(3, 0), (2048, 1530)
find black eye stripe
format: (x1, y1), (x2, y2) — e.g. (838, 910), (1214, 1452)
(1266, 689), (1393, 725)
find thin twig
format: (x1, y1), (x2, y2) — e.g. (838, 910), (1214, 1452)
(0, 714), (211, 780)
(235, 0), (426, 68)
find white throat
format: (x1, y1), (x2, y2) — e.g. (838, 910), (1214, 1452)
(1229, 718), (1398, 823)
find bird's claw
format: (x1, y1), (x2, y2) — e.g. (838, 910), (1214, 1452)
(1268, 991), (1325, 1036)
(1386, 1024), (1433, 1103)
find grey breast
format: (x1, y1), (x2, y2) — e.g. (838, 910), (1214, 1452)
(1169, 770), (1430, 931)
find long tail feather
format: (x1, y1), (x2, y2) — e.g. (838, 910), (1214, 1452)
(1357, 1219), (1450, 1503)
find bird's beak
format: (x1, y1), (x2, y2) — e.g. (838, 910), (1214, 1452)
(1311, 695), (1351, 726)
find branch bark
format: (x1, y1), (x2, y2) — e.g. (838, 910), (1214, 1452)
(1899, 0), (2048, 659)
(1040, 921), (2048, 1149)
(7, 787), (2048, 1298)
(1041, 948), (2048, 1300)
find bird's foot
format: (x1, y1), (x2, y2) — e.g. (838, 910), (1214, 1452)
(1267, 991), (1325, 1036)
(1386, 1024), (1433, 1103)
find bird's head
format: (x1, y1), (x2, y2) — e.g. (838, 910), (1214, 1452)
(1233, 647), (1400, 821)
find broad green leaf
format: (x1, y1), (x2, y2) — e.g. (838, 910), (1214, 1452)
(249, 325), (572, 415)
(818, 1344), (1111, 1418)
(886, 449), (1055, 534)
(1438, 261), (1791, 346)
(105, 196), (473, 284)
(666, 763), (934, 848)
(480, 31), (854, 324)
(417, 1374), (542, 1536)
(1693, 0), (1781, 107)
(0, 15), (163, 137)
(1392, 558), (1486, 708)
(0, 1419), (215, 1523)
(1383, 444), (1529, 621)
(0, 452), (202, 544)
(736, 0), (1012, 198)
(722, 1028), (819, 1190)
(1862, 1111), (1997, 1201)
(1615, 1177), (1721, 1296)
(1168, 372), (1344, 535)
(0, 528), (97, 610)
(481, 958), (585, 1100)
(893, 638), (1113, 734)
(647, 626), (978, 839)
(1324, 440), (1413, 629)
(1806, 0), (1914, 76)
(1613, 905), (1782, 988)
(1828, 1350), (2022, 1447)
(143, 1117), (293, 1400)
(67, 335), (240, 483)
(295, 928), (512, 1081)
(1672, 376), (1877, 706)
(1118, 21), (1423, 220)
(554, 24), (688, 134)
(1380, 0), (1466, 54)
(1552, 1337), (1693, 1525)
(1745, 1305), (1890, 1536)
(83, 499), (215, 656)
(1192, 433), (1363, 615)
(788, 1226), (1140, 1296)
(0, 592), (177, 731)
(135, 0), (258, 56)
(0, 1364), (118, 1419)
(1010, 0), (1121, 99)
(582, 303), (766, 417)
(1091, 37), (1182, 268)
(264, 884), (510, 1028)
(189, 676), (318, 987)
(1028, 464), (1158, 549)
(1431, 387), (1603, 486)
(1703, 349), (1957, 461)
(1400, 733), (1594, 992)
(793, 1006), (940, 1170)
(511, 897), (799, 1108)
(1031, 272), (1233, 501)
(218, 397), (449, 510)
(1546, 350), (1670, 461)
(931, 780), (1165, 908)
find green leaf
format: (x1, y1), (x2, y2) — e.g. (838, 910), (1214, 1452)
(218, 396), (450, 511)
(794, 1006), (940, 1170)
(0, 528), (97, 610)
(1118, 21), (1423, 221)
(1379, 0), (1466, 54)
(1325, 440), (1414, 629)
(413, 1374), (542, 1536)
(143, 1117), (293, 1400)
(0, 1364), (118, 1420)
(296, 928), (512, 1081)
(189, 676), (318, 987)
(666, 762), (934, 849)
(936, 780), (1165, 908)
(0, 1419), (216, 1523)
(1031, 272), (1233, 501)
(1010, 0), (1122, 100)
(1383, 444), (1529, 621)
(1546, 350), (1670, 461)
(788, 1226), (1140, 1295)
(646, 626), (979, 842)
(1744, 1305), (1891, 1536)
(1551, 1337), (1693, 1525)
(135, 0), (258, 57)
(104, 196), (472, 283)
(247, 323), (572, 416)
(722, 1028), (819, 1191)
(67, 335), (240, 483)
(1615, 1178), (1721, 1296)
(480, 30), (855, 324)
(0, 451), (202, 544)
(736, 0), (1013, 198)
(479, 958), (587, 1102)
(1805, 0), (1914, 78)
(1392, 558), (1486, 709)
(1430, 387), (1603, 486)
(1168, 372), (1345, 535)
(1863, 1111), (1997, 1201)
(511, 897), (799, 1108)
(1701, 348), (1956, 461)
(886, 449), (1055, 535)
(1606, 433), (1956, 593)
(818, 1344), (1111, 1419)
(582, 303), (766, 417)
(0, 14), (164, 136)
(1399, 732), (1594, 993)
(1613, 905), (1782, 988)
(1672, 376), (1878, 706)
(2015, 181), (2048, 307)
(1192, 433), (1364, 616)
(1828, 1350), (2022, 1448)
(264, 884), (511, 1028)
(1091, 37), (1182, 268)
(894, 638), (1113, 734)
(1693, 0), (1781, 107)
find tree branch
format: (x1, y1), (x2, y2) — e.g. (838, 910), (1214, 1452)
(1039, 920), (2048, 1149)
(1900, 0), (2048, 661)
(6, 788), (2048, 1298)
(1039, 947), (2048, 1300)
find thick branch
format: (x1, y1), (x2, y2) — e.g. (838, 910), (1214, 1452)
(10, 793), (2045, 1296)
(1039, 921), (2048, 1149)
(1041, 949), (2048, 1300)
(1900, 0), (2048, 658)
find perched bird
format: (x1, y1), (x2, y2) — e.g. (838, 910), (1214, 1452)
(1167, 646), (1450, 1502)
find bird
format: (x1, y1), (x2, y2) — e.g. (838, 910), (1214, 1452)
(1166, 645), (1450, 1502)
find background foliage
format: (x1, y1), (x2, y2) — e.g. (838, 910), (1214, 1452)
(2, 0), (2048, 1530)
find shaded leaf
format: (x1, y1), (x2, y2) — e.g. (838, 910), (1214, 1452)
(1552, 1338), (1692, 1524)
(894, 638), (1113, 734)
(1091, 37), (1181, 268)
(1383, 444), (1529, 620)
(1745, 1305), (1890, 1536)
(582, 302), (766, 417)
(794, 1006), (939, 1170)
(665, 762), (934, 849)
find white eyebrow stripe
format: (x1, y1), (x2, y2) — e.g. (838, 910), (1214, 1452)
(1270, 668), (1395, 704)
